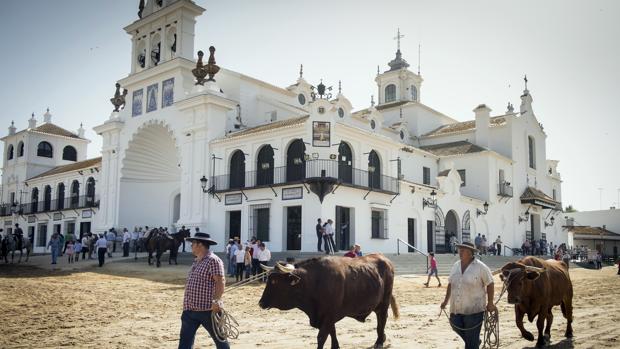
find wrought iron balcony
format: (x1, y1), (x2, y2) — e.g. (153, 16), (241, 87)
(210, 159), (400, 195)
(498, 183), (514, 197)
(0, 195), (100, 217)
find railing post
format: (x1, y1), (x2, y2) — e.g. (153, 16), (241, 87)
(397, 239), (400, 255)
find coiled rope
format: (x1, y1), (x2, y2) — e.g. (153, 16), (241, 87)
(212, 309), (240, 342)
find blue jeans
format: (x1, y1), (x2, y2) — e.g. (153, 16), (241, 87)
(178, 310), (229, 349)
(450, 312), (484, 349)
(51, 247), (59, 264)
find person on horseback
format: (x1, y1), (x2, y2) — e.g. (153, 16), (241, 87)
(13, 223), (24, 250)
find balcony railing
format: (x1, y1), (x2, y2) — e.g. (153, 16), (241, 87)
(211, 159), (400, 194)
(498, 183), (514, 197)
(0, 195), (99, 217)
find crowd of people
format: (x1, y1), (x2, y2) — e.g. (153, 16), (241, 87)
(224, 237), (271, 282)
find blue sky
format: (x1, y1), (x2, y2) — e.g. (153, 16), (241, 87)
(1, 0), (619, 211)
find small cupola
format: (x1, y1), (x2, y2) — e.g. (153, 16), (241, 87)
(8, 120), (16, 135)
(43, 108), (52, 123)
(28, 112), (37, 128)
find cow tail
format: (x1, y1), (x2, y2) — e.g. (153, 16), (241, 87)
(390, 295), (400, 319)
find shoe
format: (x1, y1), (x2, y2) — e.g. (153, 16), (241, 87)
(423, 282), (429, 287)
(438, 284), (442, 288)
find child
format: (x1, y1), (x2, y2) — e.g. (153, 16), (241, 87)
(74, 240), (82, 262)
(423, 252), (441, 287)
(66, 240), (75, 263)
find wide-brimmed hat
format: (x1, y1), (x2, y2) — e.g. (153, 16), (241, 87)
(455, 241), (478, 253)
(186, 232), (218, 245)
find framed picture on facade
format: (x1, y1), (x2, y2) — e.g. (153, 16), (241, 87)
(146, 83), (158, 113)
(282, 187), (303, 200)
(132, 89), (143, 117)
(82, 210), (93, 218)
(312, 121), (330, 147)
(162, 78), (174, 108)
(27, 215), (36, 223)
(53, 213), (62, 221)
(225, 193), (242, 205)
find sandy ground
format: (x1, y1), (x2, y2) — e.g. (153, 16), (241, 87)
(0, 257), (619, 349)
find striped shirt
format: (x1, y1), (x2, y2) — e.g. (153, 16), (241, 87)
(183, 251), (224, 311)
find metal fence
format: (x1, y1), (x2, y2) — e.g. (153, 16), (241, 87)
(0, 195), (99, 216)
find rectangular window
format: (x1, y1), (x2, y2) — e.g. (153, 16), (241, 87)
(10, 192), (15, 204)
(528, 136), (536, 169)
(37, 224), (48, 247)
(457, 169), (466, 187)
(371, 209), (388, 239)
(423, 167), (430, 185)
(249, 204), (270, 242)
(552, 189), (556, 201)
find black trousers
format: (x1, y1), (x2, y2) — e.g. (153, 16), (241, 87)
(81, 247), (89, 260)
(236, 262), (244, 281)
(316, 233), (323, 251)
(496, 245), (502, 256)
(251, 258), (260, 276)
(98, 248), (107, 267)
(123, 242), (130, 257)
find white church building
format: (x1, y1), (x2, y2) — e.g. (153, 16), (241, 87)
(1, 0), (566, 254)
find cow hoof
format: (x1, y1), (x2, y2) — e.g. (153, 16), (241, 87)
(535, 339), (546, 348)
(373, 344), (383, 349)
(523, 331), (535, 341)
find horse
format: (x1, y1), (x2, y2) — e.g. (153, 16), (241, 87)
(2, 234), (32, 263)
(146, 229), (189, 267)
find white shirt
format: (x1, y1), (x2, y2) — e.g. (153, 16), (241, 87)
(448, 258), (493, 315)
(96, 238), (108, 250)
(325, 223), (334, 236)
(123, 231), (131, 243)
(251, 243), (260, 259)
(82, 236), (89, 247)
(258, 248), (271, 262)
(235, 249), (246, 263)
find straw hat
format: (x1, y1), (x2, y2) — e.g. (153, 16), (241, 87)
(455, 241), (478, 253)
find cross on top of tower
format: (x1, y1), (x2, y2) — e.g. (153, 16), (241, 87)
(524, 74), (528, 91)
(394, 28), (405, 52)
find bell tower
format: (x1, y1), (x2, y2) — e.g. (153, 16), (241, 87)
(375, 29), (423, 105)
(124, 0), (205, 75)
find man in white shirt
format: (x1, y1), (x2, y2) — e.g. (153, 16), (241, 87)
(122, 228), (131, 257)
(251, 238), (261, 276)
(324, 219), (336, 254)
(131, 228), (139, 252)
(440, 241), (495, 349)
(257, 242), (271, 282)
(96, 234), (108, 267)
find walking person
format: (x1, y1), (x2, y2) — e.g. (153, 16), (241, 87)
(440, 241), (495, 349)
(178, 232), (229, 349)
(234, 241), (246, 282)
(47, 233), (61, 265)
(73, 239), (82, 262)
(105, 229), (115, 258)
(315, 218), (323, 252)
(251, 238), (260, 276)
(96, 234), (108, 267)
(66, 240), (75, 263)
(495, 235), (503, 256)
(423, 252), (441, 287)
(131, 227), (139, 253)
(596, 252), (603, 270)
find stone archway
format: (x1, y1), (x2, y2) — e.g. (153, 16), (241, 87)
(119, 122), (181, 230)
(445, 210), (460, 252)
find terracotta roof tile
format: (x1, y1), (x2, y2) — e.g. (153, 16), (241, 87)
(566, 226), (617, 236)
(423, 116), (507, 137)
(28, 157), (101, 180)
(33, 123), (82, 139)
(420, 141), (486, 156)
(224, 115), (309, 139)
(520, 186), (557, 204)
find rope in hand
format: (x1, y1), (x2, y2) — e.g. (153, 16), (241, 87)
(212, 309), (239, 342)
(439, 273), (509, 349)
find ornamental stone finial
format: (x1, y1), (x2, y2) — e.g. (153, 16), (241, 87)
(205, 46), (220, 82)
(192, 50), (208, 85)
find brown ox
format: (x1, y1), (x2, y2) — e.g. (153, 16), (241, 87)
(500, 256), (573, 347)
(258, 254), (399, 349)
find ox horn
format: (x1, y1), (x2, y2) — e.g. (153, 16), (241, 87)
(275, 262), (295, 274)
(260, 264), (275, 272)
(516, 262), (546, 273)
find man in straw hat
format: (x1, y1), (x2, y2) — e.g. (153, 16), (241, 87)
(440, 241), (496, 349)
(178, 232), (229, 349)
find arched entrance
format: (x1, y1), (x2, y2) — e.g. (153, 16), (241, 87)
(286, 139), (306, 182)
(338, 142), (353, 184)
(445, 210), (460, 252)
(119, 123), (181, 230)
(368, 150), (381, 189)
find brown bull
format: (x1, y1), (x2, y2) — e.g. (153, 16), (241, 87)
(258, 254), (399, 349)
(500, 256), (573, 347)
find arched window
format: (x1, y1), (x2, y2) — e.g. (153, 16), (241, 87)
(37, 141), (53, 158)
(17, 141), (24, 157)
(70, 180), (80, 208)
(86, 177), (96, 206)
(229, 150), (246, 189)
(6, 144), (14, 160)
(368, 150), (381, 189)
(411, 85), (418, 102)
(57, 183), (65, 210)
(256, 145), (274, 186)
(338, 142), (353, 184)
(286, 139), (306, 182)
(44, 185), (52, 211)
(31, 188), (39, 213)
(528, 136), (536, 169)
(385, 84), (396, 103)
(62, 146), (77, 161)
